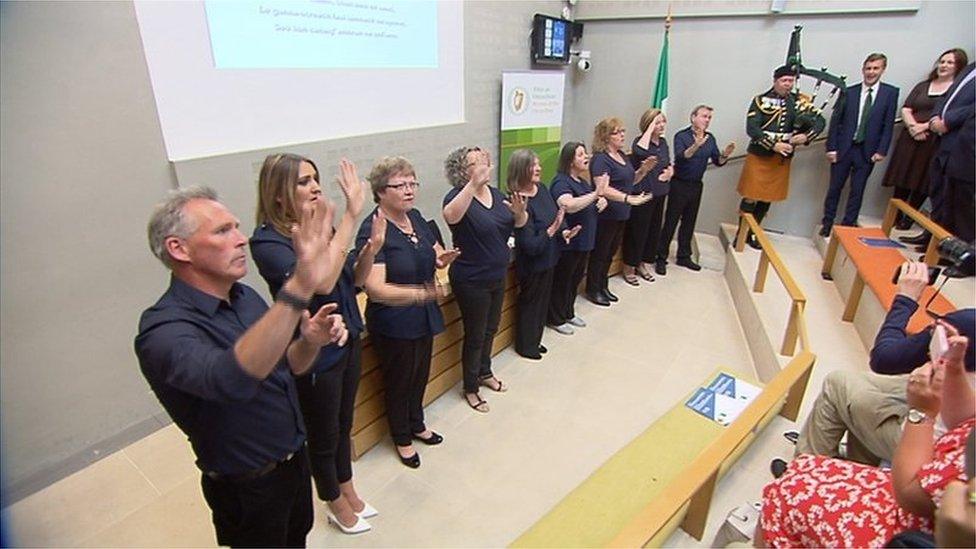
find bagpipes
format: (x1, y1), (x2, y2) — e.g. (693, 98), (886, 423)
(784, 25), (847, 123)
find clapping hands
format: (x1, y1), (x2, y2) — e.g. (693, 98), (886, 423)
(337, 159), (366, 217)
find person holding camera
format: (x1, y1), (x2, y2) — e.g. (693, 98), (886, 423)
(772, 261), (974, 475)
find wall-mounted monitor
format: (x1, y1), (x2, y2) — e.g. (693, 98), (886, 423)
(531, 14), (579, 65)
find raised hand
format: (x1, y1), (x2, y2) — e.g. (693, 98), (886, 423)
(896, 261), (928, 302)
(640, 155), (659, 171)
(291, 196), (336, 293)
(337, 158), (366, 217)
(722, 142), (736, 157)
(546, 207), (566, 238)
(693, 130), (708, 148)
(367, 211), (387, 253)
(562, 224), (582, 244)
(299, 303), (347, 347)
(504, 191), (528, 227)
(658, 164), (674, 182)
(906, 362), (944, 418)
(593, 173), (610, 195)
(435, 248), (461, 269)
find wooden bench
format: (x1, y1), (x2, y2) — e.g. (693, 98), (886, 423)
(821, 225), (955, 336)
(512, 351), (815, 548)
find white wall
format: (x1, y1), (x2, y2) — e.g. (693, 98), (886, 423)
(565, 0), (975, 237)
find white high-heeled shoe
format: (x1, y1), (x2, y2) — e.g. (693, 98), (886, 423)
(325, 510), (371, 534)
(355, 500), (379, 519)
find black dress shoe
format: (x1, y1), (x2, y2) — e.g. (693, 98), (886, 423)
(770, 458), (788, 479)
(818, 225), (831, 238)
(895, 217), (913, 231)
(746, 235), (763, 250)
(398, 451), (421, 468)
(603, 289), (619, 302)
(518, 350), (543, 360)
(655, 258), (667, 276)
(900, 232), (930, 245)
(586, 292), (610, 306)
(538, 345), (548, 354)
(676, 258), (701, 271)
(412, 431), (443, 445)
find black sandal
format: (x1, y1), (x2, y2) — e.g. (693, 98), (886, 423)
(479, 375), (508, 393)
(622, 273), (640, 286)
(465, 392), (489, 413)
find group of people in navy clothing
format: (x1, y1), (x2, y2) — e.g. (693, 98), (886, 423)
(133, 48), (974, 547)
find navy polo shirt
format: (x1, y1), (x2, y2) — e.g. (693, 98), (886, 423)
(631, 136), (671, 196)
(249, 224), (364, 375)
(673, 126), (724, 182)
(549, 173), (598, 252)
(355, 207), (445, 339)
(443, 185), (514, 282)
(135, 277), (305, 476)
(514, 186), (562, 277)
(590, 151), (634, 221)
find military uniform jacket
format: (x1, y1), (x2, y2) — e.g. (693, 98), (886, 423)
(746, 88), (825, 157)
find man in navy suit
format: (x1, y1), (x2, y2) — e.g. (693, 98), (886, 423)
(819, 53), (899, 236)
(929, 62), (975, 243)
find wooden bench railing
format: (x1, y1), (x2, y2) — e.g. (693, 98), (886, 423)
(606, 350), (817, 547)
(733, 213), (810, 356)
(879, 198), (953, 266)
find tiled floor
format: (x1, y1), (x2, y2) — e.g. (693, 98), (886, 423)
(7, 228), (950, 548)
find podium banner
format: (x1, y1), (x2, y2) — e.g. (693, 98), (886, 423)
(500, 71), (565, 191)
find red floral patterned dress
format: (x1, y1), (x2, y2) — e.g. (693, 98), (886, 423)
(761, 418), (975, 548)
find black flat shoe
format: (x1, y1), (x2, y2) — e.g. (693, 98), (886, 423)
(676, 258), (701, 271)
(518, 350), (543, 360)
(586, 292), (610, 306)
(412, 431), (444, 445)
(398, 450), (420, 468)
(538, 345), (547, 354)
(818, 226), (831, 238)
(604, 289), (619, 302)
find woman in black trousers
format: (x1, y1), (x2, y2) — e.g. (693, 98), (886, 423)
(442, 146), (527, 413)
(356, 156), (457, 469)
(622, 108), (674, 283)
(585, 117), (655, 306)
(507, 149), (581, 359)
(250, 153), (376, 534)
(547, 141), (606, 333)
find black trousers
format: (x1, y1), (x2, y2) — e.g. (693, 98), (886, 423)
(294, 337), (361, 502)
(548, 250), (587, 326)
(450, 275), (505, 393)
(622, 195), (666, 266)
(891, 186), (927, 223)
(586, 219), (625, 294)
(658, 178), (703, 260)
(738, 199), (771, 228)
(515, 267), (554, 356)
(200, 448), (312, 548)
(947, 174), (975, 243)
(371, 332), (433, 446)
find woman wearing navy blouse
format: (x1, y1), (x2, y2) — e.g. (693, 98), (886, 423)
(547, 141), (607, 334)
(442, 147), (527, 413)
(250, 153), (376, 535)
(624, 108), (675, 283)
(507, 149), (581, 359)
(356, 156), (457, 470)
(585, 118), (655, 306)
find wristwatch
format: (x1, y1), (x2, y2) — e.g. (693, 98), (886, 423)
(276, 288), (311, 312)
(907, 408), (933, 425)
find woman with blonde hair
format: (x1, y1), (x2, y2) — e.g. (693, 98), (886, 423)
(625, 108), (673, 281)
(250, 153), (377, 534)
(585, 117), (655, 306)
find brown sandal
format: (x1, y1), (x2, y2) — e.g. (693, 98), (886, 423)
(465, 392), (489, 413)
(479, 375), (508, 393)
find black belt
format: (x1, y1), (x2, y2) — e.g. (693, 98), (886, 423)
(205, 451), (297, 483)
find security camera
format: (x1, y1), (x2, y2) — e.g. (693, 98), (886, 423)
(575, 50), (591, 73)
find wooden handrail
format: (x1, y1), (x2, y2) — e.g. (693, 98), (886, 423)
(606, 350), (817, 547)
(880, 198), (953, 266)
(734, 214), (809, 354)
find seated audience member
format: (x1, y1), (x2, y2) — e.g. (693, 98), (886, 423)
(547, 141), (607, 334)
(760, 334), (975, 548)
(250, 154), (375, 534)
(442, 147), (525, 413)
(357, 156), (456, 468)
(585, 117), (654, 305)
(135, 187), (346, 547)
(787, 262), (974, 467)
(934, 429), (975, 547)
(507, 149), (580, 359)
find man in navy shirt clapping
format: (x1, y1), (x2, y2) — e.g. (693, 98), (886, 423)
(135, 186), (346, 547)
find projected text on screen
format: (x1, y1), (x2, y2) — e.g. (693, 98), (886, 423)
(205, 0), (438, 68)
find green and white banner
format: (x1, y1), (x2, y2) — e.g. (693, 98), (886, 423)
(500, 71), (565, 191)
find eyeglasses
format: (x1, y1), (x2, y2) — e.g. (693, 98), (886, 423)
(611, 129), (626, 135)
(386, 181), (421, 191)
